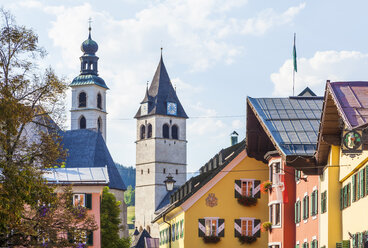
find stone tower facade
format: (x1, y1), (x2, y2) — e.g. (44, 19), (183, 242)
(70, 26), (108, 141)
(134, 55), (188, 238)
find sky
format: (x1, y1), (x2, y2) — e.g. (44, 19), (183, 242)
(4, 0), (368, 176)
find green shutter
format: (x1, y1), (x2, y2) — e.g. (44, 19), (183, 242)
(357, 172), (361, 200)
(347, 184), (351, 206)
(340, 188), (343, 210)
(361, 169), (366, 198)
(86, 193), (92, 210)
(344, 186), (348, 209)
(87, 231), (93, 246)
(315, 190), (318, 214)
(353, 174), (356, 202)
(366, 165), (368, 196)
(342, 240), (350, 248)
(180, 219), (184, 238)
(176, 222), (179, 240)
(306, 196), (309, 218)
(295, 202), (298, 223)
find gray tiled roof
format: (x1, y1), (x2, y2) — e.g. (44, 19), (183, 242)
(60, 129), (126, 190)
(135, 56), (188, 118)
(248, 96), (323, 156)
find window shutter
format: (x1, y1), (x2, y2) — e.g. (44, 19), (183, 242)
(311, 192), (315, 216)
(172, 223), (175, 241)
(253, 180), (261, 198)
(86, 193), (92, 210)
(176, 222), (179, 240)
(235, 180), (242, 198)
(336, 242), (342, 248)
(234, 219), (242, 237)
(180, 220), (184, 238)
(315, 190), (318, 214)
(340, 188), (343, 210)
(253, 219), (261, 238)
(295, 202), (298, 224)
(306, 196), (309, 218)
(352, 174), (356, 202)
(87, 231), (93, 246)
(344, 186), (347, 209)
(357, 172), (361, 200)
(366, 166), (368, 196)
(198, 219), (205, 237)
(347, 184), (351, 207)
(217, 219), (225, 237)
(342, 240), (350, 248)
(361, 170), (365, 198)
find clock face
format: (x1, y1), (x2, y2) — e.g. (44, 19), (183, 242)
(167, 102), (177, 116)
(141, 103), (148, 115)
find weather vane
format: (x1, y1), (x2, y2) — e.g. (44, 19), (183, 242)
(88, 17), (92, 30)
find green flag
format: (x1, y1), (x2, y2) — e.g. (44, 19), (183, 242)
(293, 33), (297, 72)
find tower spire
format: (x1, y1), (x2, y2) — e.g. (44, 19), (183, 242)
(88, 17), (92, 39)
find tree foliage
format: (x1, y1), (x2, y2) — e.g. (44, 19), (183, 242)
(0, 8), (97, 246)
(101, 186), (130, 248)
(124, 185), (135, 207)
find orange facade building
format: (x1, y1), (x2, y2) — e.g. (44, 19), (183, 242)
(246, 88), (322, 248)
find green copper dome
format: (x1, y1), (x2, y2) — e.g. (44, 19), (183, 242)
(70, 74), (108, 89)
(81, 35), (98, 55)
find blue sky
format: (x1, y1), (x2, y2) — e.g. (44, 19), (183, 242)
(4, 0), (368, 175)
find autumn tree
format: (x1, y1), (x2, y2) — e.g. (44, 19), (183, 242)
(0, 8), (96, 247)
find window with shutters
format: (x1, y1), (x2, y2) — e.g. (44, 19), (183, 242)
(311, 239), (318, 248)
(353, 173), (357, 202)
(73, 194), (85, 207)
(205, 219), (217, 236)
(242, 180), (253, 197)
(180, 219), (184, 238)
(241, 219), (253, 236)
(303, 195), (309, 220)
(361, 168), (366, 198)
(303, 241), (309, 248)
(295, 170), (302, 182)
(341, 184), (351, 210)
(321, 191), (327, 213)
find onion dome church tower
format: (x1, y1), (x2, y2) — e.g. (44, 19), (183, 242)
(134, 52), (188, 237)
(70, 25), (108, 140)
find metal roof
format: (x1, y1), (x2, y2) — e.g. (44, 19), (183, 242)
(329, 81), (368, 129)
(247, 95), (323, 156)
(70, 74), (108, 89)
(44, 167), (109, 185)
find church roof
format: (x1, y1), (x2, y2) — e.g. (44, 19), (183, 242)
(60, 129), (126, 190)
(130, 229), (152, 248)
(135, 55), (188, 118)
(70, 74), (108, 89)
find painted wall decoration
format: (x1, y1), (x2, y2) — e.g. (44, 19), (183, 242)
(342, 129), (363, 154)
(205, 193), (218, 207)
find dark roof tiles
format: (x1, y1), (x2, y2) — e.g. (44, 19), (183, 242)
(60, 129), (126, 190)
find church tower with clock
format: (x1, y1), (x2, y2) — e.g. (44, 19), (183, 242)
(134, 53), (188, 237)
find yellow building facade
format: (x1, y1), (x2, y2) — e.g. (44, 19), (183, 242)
(153, 142), (269, 247)
(315, 81), (368, 248)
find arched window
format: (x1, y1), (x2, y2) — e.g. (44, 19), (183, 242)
(163, 124), (169, 139)
(172, 125), (178, 139)
(97, 93), (102, 109)
(140, 125), (146, 140)
(78, 92), (86, 107)
(147, 124), (152, 138)
(97, 117), (102, 132)
(80, 116), (86, 129)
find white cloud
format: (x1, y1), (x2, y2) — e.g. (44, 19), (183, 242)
(271, 50), (368, 96)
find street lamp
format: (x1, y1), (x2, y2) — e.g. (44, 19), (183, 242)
(164, 174), (176, 191)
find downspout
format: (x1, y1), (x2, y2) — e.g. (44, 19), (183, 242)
(163, 214), (172, 248)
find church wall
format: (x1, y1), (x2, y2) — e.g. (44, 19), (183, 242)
(110, 189), (129, 238)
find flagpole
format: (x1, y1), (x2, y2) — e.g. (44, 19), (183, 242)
(292, 33), (297, 96)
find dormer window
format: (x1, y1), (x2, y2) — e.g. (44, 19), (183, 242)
(97, 93), (102, 109)
(79, 92), (87, 107)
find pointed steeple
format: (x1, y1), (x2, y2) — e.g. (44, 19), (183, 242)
(134, 54), (187, 118)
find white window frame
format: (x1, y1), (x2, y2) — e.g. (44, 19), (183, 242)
(204, 217), (219, 236)
(240, 179), (255, 197)
(268, 242), (282, 248)
(268, 200), (282, 228)
(73, 193), (85, 207)
(239, 217), (254, 236)
(268, 158), (282, 186)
